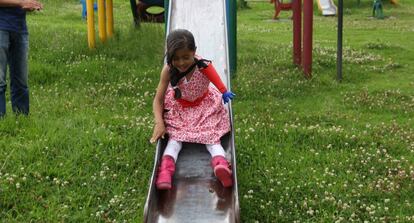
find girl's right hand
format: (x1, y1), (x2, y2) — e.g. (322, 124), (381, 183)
(150, 123), (166, 144)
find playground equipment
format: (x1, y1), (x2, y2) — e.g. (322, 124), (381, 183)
(85, 0), (114, 48)
(80, 0), (97, 19)
(270, 0), (292, 20)
(357, 0), (398, 5)
(371, 0), (400, 19)
(130, 0), (165, 25)
(294, 0), (313, 77)
(337, 0), (343, 81)
(272, 0), (313, 77)
(317, 0), (337, 16)
(372, 0), (384, 19)
(271, 0), (335, 18)
(268, 0), (313, 77)
(143, 0), (239, 222)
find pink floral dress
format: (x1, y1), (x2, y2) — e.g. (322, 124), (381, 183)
(163, 67), (230, 145)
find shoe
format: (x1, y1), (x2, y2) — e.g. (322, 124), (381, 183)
(211, 156), (233, 187)
(156, 155), (175, 190)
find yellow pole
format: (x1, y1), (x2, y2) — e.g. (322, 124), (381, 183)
(106, 0), (114, 38)
(98, 0), (106, 43)
(86, 0), (95, 48)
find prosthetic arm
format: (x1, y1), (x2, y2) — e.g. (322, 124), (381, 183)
(199, 61), (235, 104)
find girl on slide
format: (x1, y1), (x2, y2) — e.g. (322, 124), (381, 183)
(150, 29), (235, 190)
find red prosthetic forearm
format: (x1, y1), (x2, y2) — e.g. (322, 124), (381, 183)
(200, 63), (227, 93)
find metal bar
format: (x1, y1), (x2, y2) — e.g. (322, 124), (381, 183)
(292, 0), (301, 66)
(226, 0), (237, 76)
(98, 0), (107, 43)
(130, 0), (140, 27)
(302, 0), (313, 78)
(86, 0), (96, 48)
(164, 0), (169, 33)
(106, 0), (114, 38)
(337, 0), (343, 81)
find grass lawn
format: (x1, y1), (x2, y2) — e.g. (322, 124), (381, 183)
(1, 0), (413, 222)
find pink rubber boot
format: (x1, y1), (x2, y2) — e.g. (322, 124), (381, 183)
(156, 155), (175, 190)
(211, 156), (233, 187)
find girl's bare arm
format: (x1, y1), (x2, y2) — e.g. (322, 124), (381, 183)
(150, 64), (170, 143)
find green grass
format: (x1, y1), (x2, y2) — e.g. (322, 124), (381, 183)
(1, 0), (414, 222)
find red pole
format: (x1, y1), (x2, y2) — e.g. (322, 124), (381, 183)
(303, 0), (313, 78)
(292, 0), (301, 66)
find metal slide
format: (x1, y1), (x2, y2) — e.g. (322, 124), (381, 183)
(143, 0), (240, 222)
(317, 0), (337, 16)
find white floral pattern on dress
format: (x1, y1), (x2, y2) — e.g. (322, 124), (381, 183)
(164, 67), (230, 144)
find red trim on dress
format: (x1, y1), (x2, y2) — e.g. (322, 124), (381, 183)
(177, 90), (209, 108)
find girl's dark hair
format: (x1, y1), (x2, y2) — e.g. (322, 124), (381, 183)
(166, 29), (196, 65)
(166, 29), (197, 99)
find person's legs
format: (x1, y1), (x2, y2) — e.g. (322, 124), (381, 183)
(0, 30), (10, 117)
(9, 32), (29, 115)
(156, 140), (183, 190)
(162, 139), (182, 162)
(206, 143), (226, 158)
(206, 144), (233, 187)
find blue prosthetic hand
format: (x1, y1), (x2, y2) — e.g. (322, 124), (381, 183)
(222, 91), (236, 104)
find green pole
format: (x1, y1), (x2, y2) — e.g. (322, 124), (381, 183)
(130, 0), (139, 27)
(226, 0), (237, 77)
(164, 0), (169, 33)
